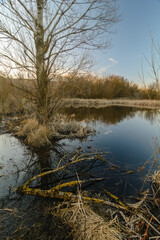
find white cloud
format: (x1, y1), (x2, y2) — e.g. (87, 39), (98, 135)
(108, 57), (118, 64)
(98, 58), (118, 76)
(100, 65), (110, 74)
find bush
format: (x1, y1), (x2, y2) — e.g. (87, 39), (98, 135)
(57, 74), (144, 100)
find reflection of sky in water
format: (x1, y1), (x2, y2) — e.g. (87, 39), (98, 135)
(91, 115), (157, 164)
(0, 134), (37, 199)
(60, 108), (160, 198)
(62, 112), (158, 161)
(0, 107), (160, 201)
(61, 108), (159, 165)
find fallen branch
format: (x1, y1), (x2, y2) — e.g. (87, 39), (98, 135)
(18, 151), (108, 188)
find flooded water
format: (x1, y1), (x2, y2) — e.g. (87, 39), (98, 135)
(60, 106), (160, 197)
(0, 107), (160, 204)
(0, 107), (160, 239)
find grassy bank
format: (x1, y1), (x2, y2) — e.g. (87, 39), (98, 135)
(6, 115), (93, 147)
(65, 98), (160, 109)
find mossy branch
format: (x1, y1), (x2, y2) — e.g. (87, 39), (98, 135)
(22, 152), (108, 188)
(15, 183), (126, 210)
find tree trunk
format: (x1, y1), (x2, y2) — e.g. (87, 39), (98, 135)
(36, 0), (47, 122)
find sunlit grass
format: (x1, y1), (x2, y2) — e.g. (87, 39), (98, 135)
(65, 98), (160, 109)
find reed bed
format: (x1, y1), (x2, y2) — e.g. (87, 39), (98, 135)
(55, 188), (160, 240)
(57, 194), (123, 240)
(152, 170), (160, 187)
(152, 170), (160, 208)
(65, 98), (160, 109)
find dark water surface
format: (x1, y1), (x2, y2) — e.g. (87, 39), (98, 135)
(0, 107), (160, 203)
(60, 106), (160, 197)
(0, 107), (160, 239)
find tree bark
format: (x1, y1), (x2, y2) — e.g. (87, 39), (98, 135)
(36, 0), (47, 122)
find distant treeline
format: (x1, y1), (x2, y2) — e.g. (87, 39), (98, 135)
(58, 75), (159, 100)
(0, 74), (159, 114)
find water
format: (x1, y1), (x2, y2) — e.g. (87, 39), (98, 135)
(0, 134), (39, 202)
(60, 106), (160, 197)
(0, 107), (160, 239)
(0, 107), (160, 203)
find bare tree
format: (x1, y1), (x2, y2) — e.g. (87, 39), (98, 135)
(148, 37), (160, 99)
(139, 35), (160, 100)
(0, 0), (119, 122)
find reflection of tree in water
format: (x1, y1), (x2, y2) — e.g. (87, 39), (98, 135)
(34, 146), (108, 192)
(0, 142), (74, 240)
(1, 106), (159, 239)
(1, 136), (152, 239)
(0, 142), (112, 239)
(0, 141), (106, 204)
(62, 106), (159, 125)
(137, 109), (159, 124)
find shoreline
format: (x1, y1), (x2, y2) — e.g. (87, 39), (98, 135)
(64, 98), (160, 109)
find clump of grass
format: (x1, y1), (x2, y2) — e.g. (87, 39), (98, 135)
(17, 118), (39, 137)
(53, 120), (79, 135)
(50, 115), (92, 139)
(16, 116), (92, 147)
(152, 170), (160, 206)
(152, 169), (160, 186)
(17, 118), (50, 147)
(57, 194), (122, 240)
(27, 125), (50, 147)
(53, 120), (91, 137)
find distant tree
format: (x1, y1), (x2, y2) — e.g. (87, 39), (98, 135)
(149, 38), (160, 99)
(58, 74), (143, 100)
(139, 36), (160, 100)
(0, 0), (119, 122)
(147, 82), (159, 99)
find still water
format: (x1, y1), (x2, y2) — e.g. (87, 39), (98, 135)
(0, 107), (160, 205)
(60, 106), (160, 198)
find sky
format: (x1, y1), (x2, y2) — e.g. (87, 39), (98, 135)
(94, 0), (160, 84)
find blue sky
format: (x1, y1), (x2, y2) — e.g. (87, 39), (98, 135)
(94, 0), (160, 84)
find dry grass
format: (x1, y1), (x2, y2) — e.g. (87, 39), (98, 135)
(57, 194), (122, 240)
(48, 114), (93, 139)
(53, 119), (80, 135)
(0, 76), (39, 115)
(152, 169), (160, 186)
(17, 118), (39, 137)
(27, 125), (50, 147)
(152, 170), (160, 207)
(15, 116), (92, 147)
(17, 118), (50, 147)
(0, 76), (24, 114)
(52, 119), (91, 138)
(65, 98), (160, 109)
